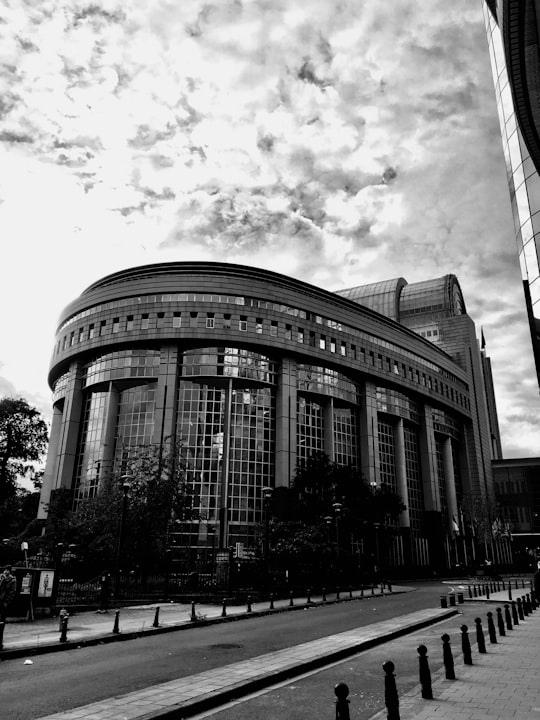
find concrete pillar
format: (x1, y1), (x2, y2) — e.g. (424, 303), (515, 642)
(275, 358), (297, 489)
(53, 362), (85, 493)
(37, 405), (64, 519)
(419, 404), (440, 512)
(359, 380), (378, 487)
(394, 419), (410, 528)
(218, 378), (233, 549)
(443, 437), (459, 532)
(153, 345), (179, 450)
(324, 398), (334, 460)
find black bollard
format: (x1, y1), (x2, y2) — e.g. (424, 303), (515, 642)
(457, 591), (464, 604)
(153, 606), (160, 628)
(289, 591), (294, 607)
(486, 585), (490, 599)
(360, 586), (364, 598)
(515, 578), (519, 589)
(388, 581), (392, 593)
(380, 582), (384, 595)
(371, 584), (375, 596)
(474, 617), (487, 653)
(269, 593), (274, 610)
(504, 604), (513, 630)
(440, 595), (448, 609)
(502, 580), (506, 591)
(382, 661), (400, 720)
(349, 586), (353, 599)
(517, 597), (524, 620)
(511, 601), (519, 625)
(0, 621), (4, 650)
(113, 610), (120, 634)
(460, 625), (473, 665)
(448, 593), (456, 607)
(532, 592), (538, 610)
(59, 615), (69, 643)
(321, 588), (326, 602)
(336, 588), (341, 602)
(190, 601), (197, 621)
(247, 595), (252, 613)
(526, 593), (533, 614)
(496, 607), (505, 636)
(522, 579), (525, 589)
(417, 645), (433, 699)
(487, 611), (497, 643)
(508, 585), (513, 601)
(307, 587), (312, 604)
(468, 585), (473, 599)
(441, 633), (456, 679)
(334, 682), (350, 720)
(473, 585), (477, 598)
(222, 598), (227, 617)
(523, 595), (530, 616)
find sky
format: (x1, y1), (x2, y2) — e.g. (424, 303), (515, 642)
(0, 0), (539, 460)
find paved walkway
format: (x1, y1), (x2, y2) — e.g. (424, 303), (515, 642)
(370, 587), (540, 720)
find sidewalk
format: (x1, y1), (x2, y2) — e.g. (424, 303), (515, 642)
(0, 584), (404, 660)
(369, 586), (540, 720)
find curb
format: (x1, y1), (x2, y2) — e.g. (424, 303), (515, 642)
(125, 608), (461, 720)
(0, 589), (404, 661)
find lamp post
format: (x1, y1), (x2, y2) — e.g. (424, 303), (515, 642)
(113, 476), (131, 602)
(332, 502), (343, 579)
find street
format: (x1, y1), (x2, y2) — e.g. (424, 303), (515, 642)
(2, 581), (459, 719)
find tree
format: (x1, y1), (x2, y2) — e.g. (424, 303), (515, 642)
(0, 397), (48, 505)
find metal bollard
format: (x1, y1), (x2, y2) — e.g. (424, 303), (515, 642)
(380, 582), (384, 595)
(504, 604), (513, 630)
(417, 645), (433, 699)
(486, 585), (490, 599)
(247, 595), (252, 613)
(526, 593), (533, 614)
(508, 585), (513, 601)
(517, 597), (524, 620)
(269, 593), (274, 610)
(289, 591), (294, 607)
(388, 581), (392, 593)
(58, 607), (69, 632)
(0, 621), (4, 650)
(468, 585), (473, 599)
(460, 625), (473, 665)
(496, 607), (505, 636)
(222, 598), (227, 617)
(511, 601), (519, 625)
(349, 586), (353, 599)
(486, 611), (497, 643)
(448, 593), (456, 607)
(474, 617), (487, 653)
(336, 588), (341, 602)
(321, 588), (326, 603)
(190, 601), (197, 621)
(440, 595), (448, 609)
(113, 610), (120, 634)
(307, 587), (312, 604)
(473, 585), (477, 598)
(457, 591), (464, 604)
(360, 586), (364, 598)
(153, 606), (160, 628)
(502, 580), (506, 591)
(371, 584), (375, 596)
(59, 615), (69, 643)
(382, 661), (400, 720)
(522, 579), (525, 589)
(441, 633), (456, 679)
(334, 682), (350, 720)
(523, 594), (530, 616)
(515, 578), (519, 589)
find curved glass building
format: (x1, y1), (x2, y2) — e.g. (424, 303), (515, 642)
(39, 262), (506, 572)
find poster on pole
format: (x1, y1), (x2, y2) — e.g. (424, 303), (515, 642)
(38, 570), (55, 598)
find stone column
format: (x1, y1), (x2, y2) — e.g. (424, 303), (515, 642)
(37, 405), (64, 519)
(53, 361), (85, 493)
(275, 358), (297, 489)
(395, 419), (412, 570)
(359, 380), (378, 487)
(324, 398), (334, 461)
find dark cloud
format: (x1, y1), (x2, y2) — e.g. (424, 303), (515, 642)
(72, 6), (126, 27)
(0, 130), (33, 144)
(381, 167), (397, 184)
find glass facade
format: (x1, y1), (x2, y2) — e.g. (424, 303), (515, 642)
(377, 420), (397, 493)
(83, 349), (160, 387)
(297, 397), (324, 466)
(404, 425), (423, 533)
(333, 407), (359, 467)
(483, 2), (540, 382)
(74, 391), (109, 502)
(114, 385), (157, 469)
(297, 364), (358, 403)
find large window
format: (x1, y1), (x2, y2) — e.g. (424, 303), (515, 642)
(83, 349), (160, 387)
(114, 385), (157, 469)
(297, 364), (358, 403)
(74, 391), (109, 502)
(297, 397), (324, 466)
(182, 347), (276, 384)
(333, 407), (359, 467)
(404, 425), (423, 533)
(377, 420), (397, 492)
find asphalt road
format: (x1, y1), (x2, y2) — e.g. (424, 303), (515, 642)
(1, 581), (465, 720)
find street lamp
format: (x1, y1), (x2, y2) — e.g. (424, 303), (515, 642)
(113, 475), (132, 602)
(332, 502), (343, 577)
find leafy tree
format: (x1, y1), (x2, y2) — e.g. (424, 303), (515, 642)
(0, 397), (48, 505)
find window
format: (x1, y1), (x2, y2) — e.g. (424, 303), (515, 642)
(393, 361), (400, 375)
(319, 335), (326, 350)
(70, 331), (75, 345)
(330, 338), (336, 353)
(206, 313), (215, 329)
(285, 324), (292, 340)
(100, 320), (106, 336)
(141, 314), (149, 330)
(256, 318), (263, 334)
(340, 342), (346, 356)
(89, 324), (95, 339)
(309, 331), (316, 347)
(297, 328), (304, 343)
(126, 316), (134, 332)
(157, 312), (165, 327)
(173, 312), (181, 328)
(223, 314), (231, 329)
(189, 312), (198, 328)
(239, 316), (247, 331)
(270, 321), (278, 337)
(78, 328), (84, 343)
